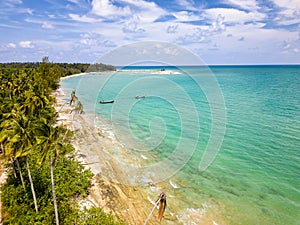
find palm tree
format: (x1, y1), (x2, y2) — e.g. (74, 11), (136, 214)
(0, 109), (39, 212)
(69, 90), (77, 106)
(35, 120), (71, 225)
(22, 89), (49, 118)
(1, 61), (81, 222)
(0, 123), (25, 187)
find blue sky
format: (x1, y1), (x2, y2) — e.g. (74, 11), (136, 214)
(0, 0), (299, 64)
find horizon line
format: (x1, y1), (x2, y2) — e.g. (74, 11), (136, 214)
(1, 61), (299, 67)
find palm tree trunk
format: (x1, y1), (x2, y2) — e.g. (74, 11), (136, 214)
(15, 158), (25, 189)
(10, 158), (17, 179)
(50, 155), (59, 225)
(25, 157), (38, 212)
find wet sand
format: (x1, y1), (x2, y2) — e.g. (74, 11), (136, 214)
(0, 73), (224, 225)
(54, 75), (225, 225)
(55, 90), (176, 225)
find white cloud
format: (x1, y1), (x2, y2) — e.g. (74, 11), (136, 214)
(217, 22), (298, 54)
(78, 32), (116, 49)
(129, 0), (166, 23)
(42, 22), (54, 29)
(172, 11), (203, 22)
(211, 14), (226, 32)
(124, 0), (166, 20)
(3, 0), (34, 15)
(91, 0), (131, 19)
(1, 0), (299, 64)
(19, 41), (34, 48)
(176, 0), (197, 11)
(222, 0), (259, 11)
(175, 13), (227, 45)
(204, 8), (266, 24)
(167, 25), (178, 34)
(280, 36), (300, 55)
(79, 33), (96, 45)
(176, 27), (209, 44)
(5, 0), (22, 6)
(69, 13), (99, 23)
(21, 8), (33, 15)
(272, 0), (300, 10)
(90, 0), (166, 22)
(272, 0), (300, 25)
(0, 23), (20, 29)
(7, 43), (17, 48)
(283, 42), (291, 49)
(68, 0), (79, 3)
(48, 14), (56, 19)
(122, 15), (145, 33)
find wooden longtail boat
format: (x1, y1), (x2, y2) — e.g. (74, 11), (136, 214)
(99, 100), (114, 104)
(135, 96), (145, 99)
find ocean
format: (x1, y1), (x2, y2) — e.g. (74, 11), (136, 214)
(60, 65), (300, 225)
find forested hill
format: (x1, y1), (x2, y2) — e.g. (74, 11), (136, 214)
(0, 62), (116, 77)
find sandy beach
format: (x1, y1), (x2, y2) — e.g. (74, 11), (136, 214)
(54, 73), (225, 225)
(54, 85), (176, 225)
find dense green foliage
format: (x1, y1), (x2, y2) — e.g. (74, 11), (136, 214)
(86, 63), (116, 72)
(1, 154), (92, 224)
(0, 61), (116, 77)
(0, 62), (124, 224)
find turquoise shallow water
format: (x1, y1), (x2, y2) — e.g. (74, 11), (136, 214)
(61, 65), (300, 224)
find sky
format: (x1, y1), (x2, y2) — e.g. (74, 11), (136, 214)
(0, 0), (299, 65)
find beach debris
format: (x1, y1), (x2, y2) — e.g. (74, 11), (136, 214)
(144, 192), (167, 225)
(158, 192), (167, 222)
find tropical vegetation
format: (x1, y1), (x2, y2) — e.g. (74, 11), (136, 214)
(0, 61), (116, 77)
(0, 60), (124, 224)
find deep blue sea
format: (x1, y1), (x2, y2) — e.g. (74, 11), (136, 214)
(60, 65), (300, 224)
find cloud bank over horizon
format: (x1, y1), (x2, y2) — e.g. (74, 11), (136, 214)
(0, 0), (299, 64)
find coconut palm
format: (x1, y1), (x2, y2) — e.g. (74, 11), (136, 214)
(35, 120), (72, 225)
(0, 109), (38, 212)
(22, 89), (49, 118)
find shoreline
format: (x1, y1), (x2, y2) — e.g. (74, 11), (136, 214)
(60, 72), (91, 80)
(56, 75), (225, 225)
(59, 68), (181, 81)
(54, 86), (172, 225)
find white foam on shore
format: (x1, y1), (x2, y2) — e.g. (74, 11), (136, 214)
(169, 179), (180, 189)
(176, 207), (207, 224)
(141, 154), (148, 159)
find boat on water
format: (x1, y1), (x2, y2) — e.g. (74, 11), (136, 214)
(135, 96), (145, 99)
(99, 100), (114, 104)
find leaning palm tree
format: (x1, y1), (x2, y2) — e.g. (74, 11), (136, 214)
(69, 90), (77, 106)
(0, 110), (39, 212)
(0, 129), (25, 188)
(35, 120), (71, 225)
